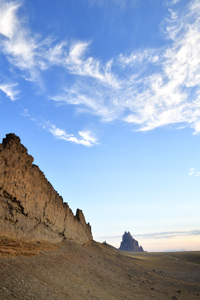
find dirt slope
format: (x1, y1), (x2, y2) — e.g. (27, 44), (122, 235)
(0, 238), (200, 300)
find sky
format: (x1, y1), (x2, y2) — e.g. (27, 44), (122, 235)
(0, 0), (200, 252)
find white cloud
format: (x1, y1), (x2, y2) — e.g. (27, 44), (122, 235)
(189, 168), (194, 175)
(100, 229), (200, 240)
(0, 82), (19, 100)
(189, 168), (200, 176)
(79, 130), (99, 145)
(118, 49), (161, 66)
(66, 41), (119, 86)
(21, 108), (29, 117)
(21, 110), (99, 147)
(0, 0), (42, 83)
(49, 81), (122, 122)
(135, 230), (200, 239)
(44, 122), (97, 147)
(43, 40), (120, 88)
(50, 0), (200, 133)
(1, 0), (200, 136)
(0, 1), (119, 88)
(0, 0), (21, 39)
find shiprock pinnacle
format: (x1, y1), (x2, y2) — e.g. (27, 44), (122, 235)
(119, 231), (144, 252)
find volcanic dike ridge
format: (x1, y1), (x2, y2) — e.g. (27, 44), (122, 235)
(0, 133), (92, 244)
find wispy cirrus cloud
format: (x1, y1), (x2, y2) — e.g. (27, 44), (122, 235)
(1, 0), (200, 136)
(49, 80), (122, 122)
(49, 0), (200, 133)
(43, 40), (120, 88)
(78, 130), (99, 145)
(0, 82), (19, 100)
(0, 0), (119, 88)
(99, 230), (200, 240)
(189, 168), (200, 176)
(116, 0), (200, 132)
(21, 109), (99, 147)
(46, 123), (98, 147)
(0, 0), (20, 39)
(0, 0), (40, 81)
(134, 230), (200, 239)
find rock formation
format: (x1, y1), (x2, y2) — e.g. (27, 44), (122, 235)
(0, 133), (92, 244)
(119, 231), (144, 252)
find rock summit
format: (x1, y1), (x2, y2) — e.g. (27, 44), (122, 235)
(119, 231), (144, 252)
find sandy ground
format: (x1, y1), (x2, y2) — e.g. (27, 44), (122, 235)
(0, 237), (200, 300)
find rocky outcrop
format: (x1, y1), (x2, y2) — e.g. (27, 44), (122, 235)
(119, 231), (144, 252)
(0, 133), (92, 244)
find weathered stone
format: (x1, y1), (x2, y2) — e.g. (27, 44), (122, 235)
(0, 133), (92, 244)
(119, 231), (144, 252)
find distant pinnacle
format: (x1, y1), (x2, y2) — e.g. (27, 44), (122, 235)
(119, 231), (144, 252)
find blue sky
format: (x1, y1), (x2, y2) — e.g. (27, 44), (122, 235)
(0, 0), (200, 251)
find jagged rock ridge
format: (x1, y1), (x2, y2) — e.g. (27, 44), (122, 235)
(0, 133), (92, 244)
(119, 231), (144, 252)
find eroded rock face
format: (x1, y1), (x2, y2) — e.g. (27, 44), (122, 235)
(119, 231), (144, 252)
(0, 133), (92, 244)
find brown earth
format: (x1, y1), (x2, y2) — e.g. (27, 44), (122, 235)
(0, 238), (199, 300)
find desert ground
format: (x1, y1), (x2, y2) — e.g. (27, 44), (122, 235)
(0, 237), (199, 300)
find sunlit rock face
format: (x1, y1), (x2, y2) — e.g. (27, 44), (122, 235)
(0, 133), (92, 244)
(119, 231), (144, 252)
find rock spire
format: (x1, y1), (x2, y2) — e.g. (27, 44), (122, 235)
(119, 231), (144, 252)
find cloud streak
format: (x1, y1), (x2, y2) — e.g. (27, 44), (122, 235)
(21, 109), (99, 147)
(45, 122), (98, 147)
(0, 82), (19, 100)
(189, 168), (200, 176)
(99, 230), (200, 240)
(0, 0), (40, 81)
(0, 0), (119, 87)
(1, 0), (200, 135)
(49, 0), (200, 134)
